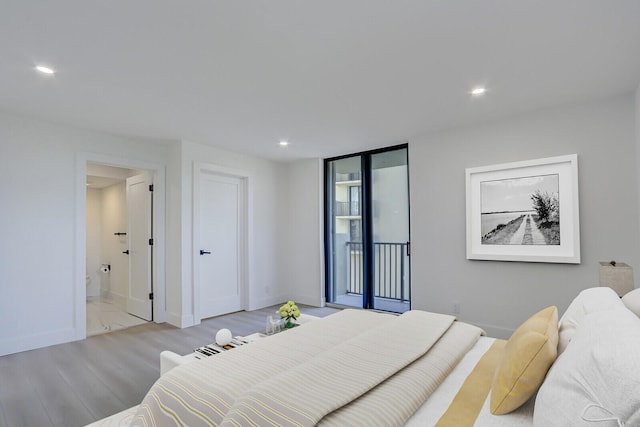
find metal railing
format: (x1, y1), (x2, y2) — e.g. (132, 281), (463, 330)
(345, 241), (409, 302)
(336, 172), (361, 182)
(335, 201), (360, 216)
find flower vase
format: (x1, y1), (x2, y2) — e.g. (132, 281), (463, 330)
(284, 318), (295, 329)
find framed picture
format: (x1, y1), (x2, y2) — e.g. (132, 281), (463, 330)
(466, 154), (580, 263)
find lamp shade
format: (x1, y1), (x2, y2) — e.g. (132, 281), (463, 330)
(599, 262), (634, 297)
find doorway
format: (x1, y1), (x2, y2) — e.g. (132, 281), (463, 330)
(193, 163), (250, 322)
(76, 154), (166, 340)
(85, 164), (153, 335)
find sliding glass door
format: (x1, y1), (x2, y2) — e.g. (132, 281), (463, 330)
(325, 145), (410, 313)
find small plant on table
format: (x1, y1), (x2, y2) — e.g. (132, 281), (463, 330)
(279, 301), (300, 328)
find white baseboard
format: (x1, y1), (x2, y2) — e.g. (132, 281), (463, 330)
(287, 293), (324, 308)
(0, 327), (77, 357)
(248, 294), (287, 311)
(166, 312), (194, 328)
(248, 293), (325, 311)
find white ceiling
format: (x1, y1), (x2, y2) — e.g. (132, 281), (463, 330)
(2, 1), (640, 161)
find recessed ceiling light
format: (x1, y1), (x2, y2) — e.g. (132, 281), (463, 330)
(35, 65), (55, 75)
(279, 140), (289, 147)
(470, 87), (487, 96)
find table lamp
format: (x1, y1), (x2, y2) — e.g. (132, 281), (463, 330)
(599, 261), (634, 297)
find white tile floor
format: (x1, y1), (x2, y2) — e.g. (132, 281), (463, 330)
(86, 296), (147, 336)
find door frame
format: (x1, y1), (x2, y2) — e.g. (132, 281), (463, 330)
(75, 153), (166, 340)
(192, 162), (252, 324)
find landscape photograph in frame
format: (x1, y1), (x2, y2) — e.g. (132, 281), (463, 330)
(480, 174), (559, 246)
(466, 154), (580, 264)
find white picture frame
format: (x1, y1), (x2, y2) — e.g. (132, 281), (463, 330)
(466, 154), (580, 264)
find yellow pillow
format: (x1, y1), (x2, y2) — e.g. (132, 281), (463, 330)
(490, 306), (558, 415)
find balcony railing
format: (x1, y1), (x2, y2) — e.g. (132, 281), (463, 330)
(335, 201), (360, 216)
(336, 172), (361, 182)
(345, 241), (410, 302)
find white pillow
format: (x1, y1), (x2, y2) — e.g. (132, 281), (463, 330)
(622, 288), (640, 317)
(557, 287), (625, 354)
(533, 309), (640, 426)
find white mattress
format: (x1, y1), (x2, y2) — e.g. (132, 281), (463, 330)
(87, 337), (535, 427)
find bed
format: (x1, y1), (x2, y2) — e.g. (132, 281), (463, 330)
(88, 287), (640, 427)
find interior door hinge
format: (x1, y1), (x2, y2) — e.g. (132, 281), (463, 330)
(406, 242), (411, 256)
(149, 184), (154, 192)
(149, 238), (154, 246)
(149, 292), (154, 300)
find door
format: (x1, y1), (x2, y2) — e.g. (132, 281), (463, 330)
(325, 145), (410, 313)
(126, 173), (153, 321)
(370, 149), (410, 313)
(197, 171), (244, 319)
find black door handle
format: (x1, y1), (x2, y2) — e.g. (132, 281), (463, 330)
(122, 250), (130, 255)
(200, 250), (211, 255)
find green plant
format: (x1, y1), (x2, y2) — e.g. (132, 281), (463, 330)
(279, 301), (300, 328)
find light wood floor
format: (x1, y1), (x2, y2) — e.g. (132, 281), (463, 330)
(0, 304), (340, 427)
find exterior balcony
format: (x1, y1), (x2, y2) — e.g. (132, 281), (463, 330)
(332, 241), (410, 313)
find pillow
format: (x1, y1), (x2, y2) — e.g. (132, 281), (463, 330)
(490, 306), (558, 415)
(622, 288), (640, 317)
(534, 309), (640, 426)
(557, 287), (625, 354)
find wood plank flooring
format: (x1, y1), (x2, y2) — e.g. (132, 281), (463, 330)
(0, 304), (340, 427)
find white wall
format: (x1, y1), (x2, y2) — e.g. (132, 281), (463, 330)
(0, 111), (168, 356)
(409, 94), (639, 337)
(282, 159), (325, 306)
(86, 188), (102, 297)
(165, 141), (184, 327)
(100, 182), (128, 304)
(165, 140), (290, 327)
(637, 84), (640, 250)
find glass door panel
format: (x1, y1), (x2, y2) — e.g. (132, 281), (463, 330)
(370, 148), (410, 312)
(326, 156), (364, 308)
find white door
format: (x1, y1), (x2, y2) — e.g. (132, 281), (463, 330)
(197, 172), (243, 319)
(126, 173), (153, 321)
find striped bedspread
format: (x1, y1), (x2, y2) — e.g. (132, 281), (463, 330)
(132, 309), (482, 427)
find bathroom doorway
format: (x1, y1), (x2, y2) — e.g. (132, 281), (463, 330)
(85, 163), (152, 336)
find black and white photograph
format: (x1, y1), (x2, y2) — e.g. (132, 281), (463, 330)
(466, 154), (580, 264)
(480, 174), (560, 245)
